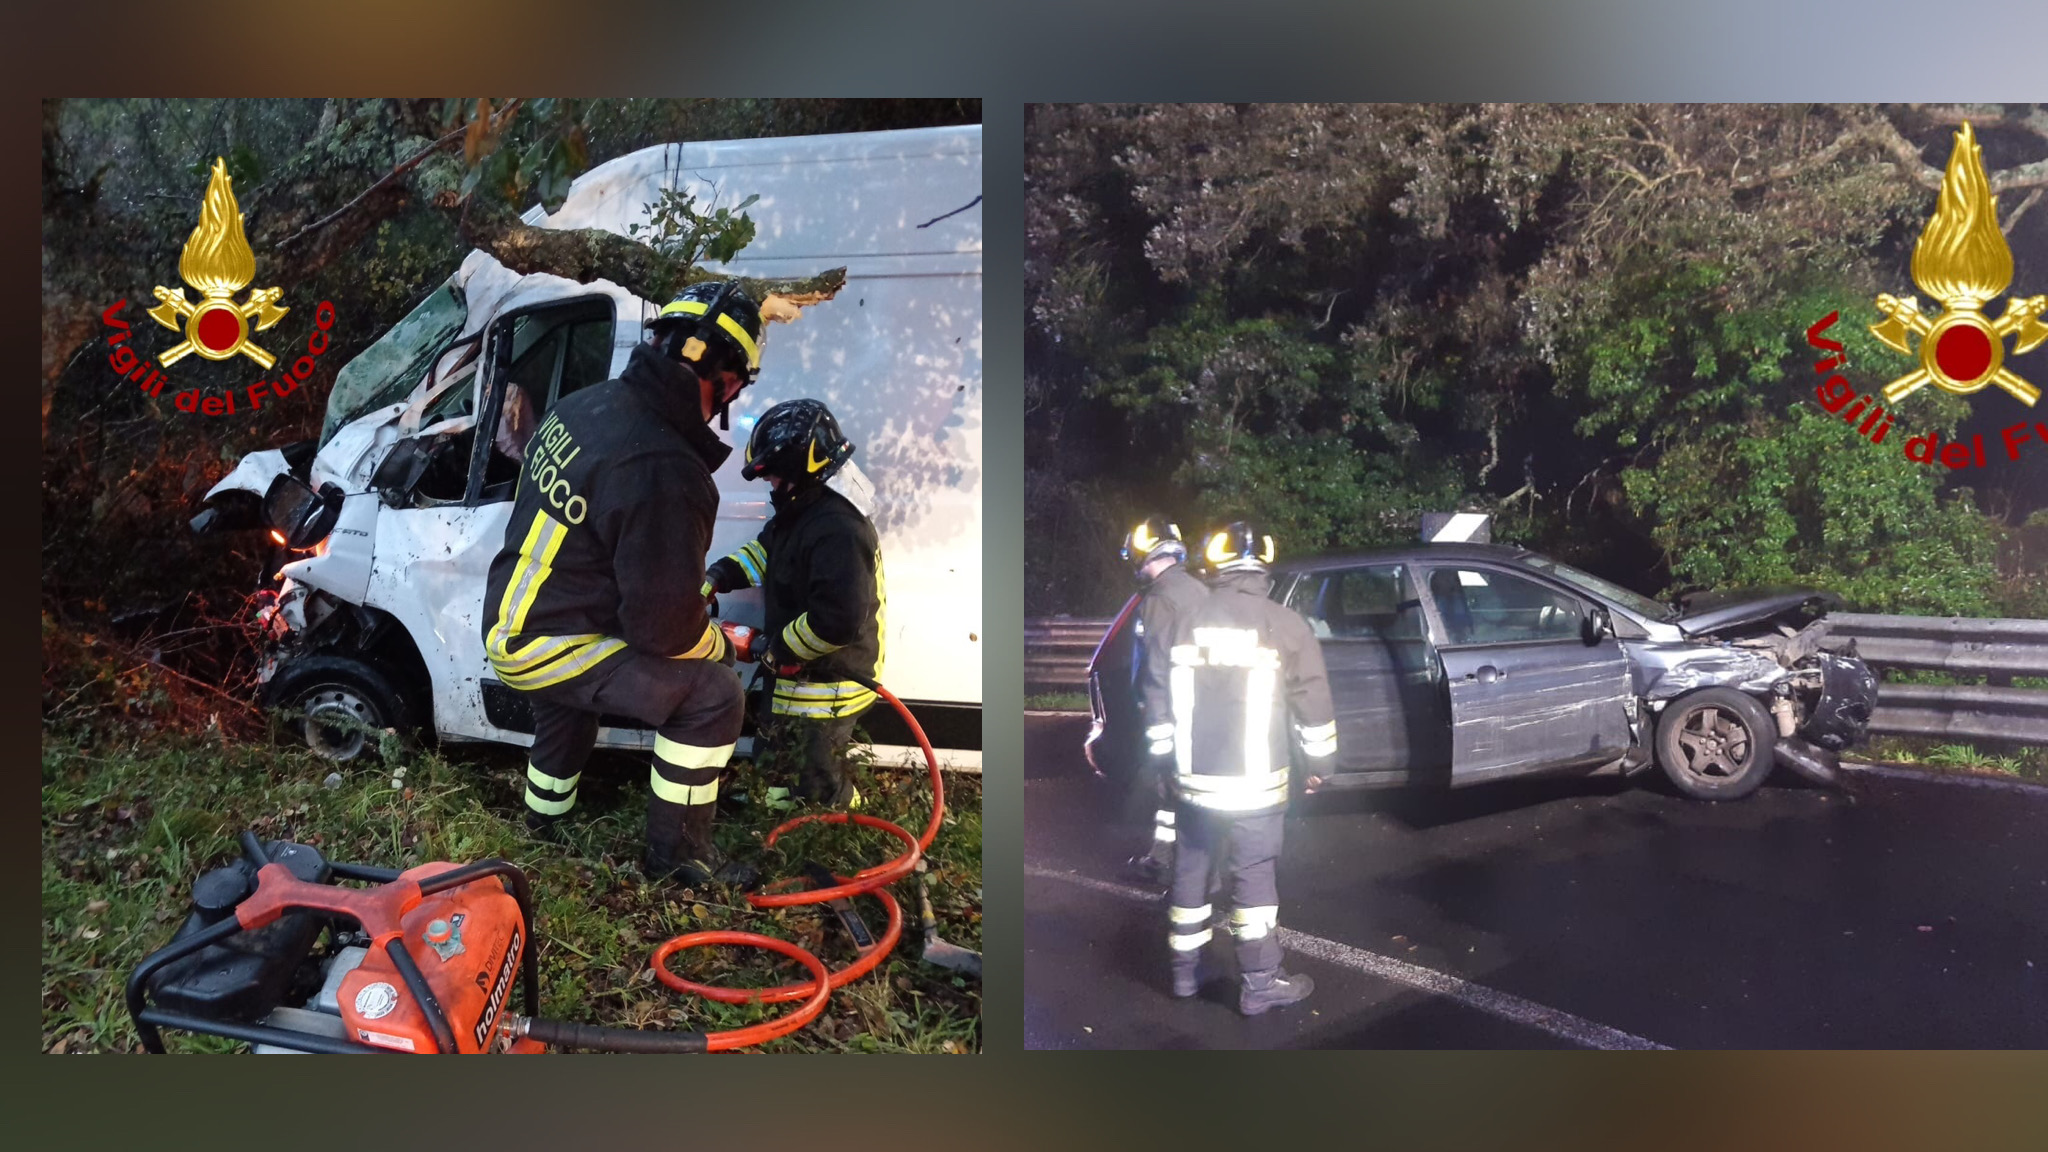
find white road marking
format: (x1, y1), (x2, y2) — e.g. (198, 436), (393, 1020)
(1840, 761), (2046, 794)
(1026, 864), (1671, 1051)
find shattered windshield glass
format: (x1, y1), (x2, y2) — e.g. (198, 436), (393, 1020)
(1516, 554), (1678, 623)
(322, 279), (466, 445)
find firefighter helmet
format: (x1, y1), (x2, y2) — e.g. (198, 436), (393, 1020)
(742, 398), (855, 485)
(1201, 521), (1276, 573)
(1121, 515), (1186, 571)
(651, 279), (765, 388)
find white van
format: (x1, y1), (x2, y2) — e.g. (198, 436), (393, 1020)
(197, 125), (982, 767)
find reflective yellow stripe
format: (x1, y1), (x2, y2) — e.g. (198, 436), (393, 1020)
(1177, 769), (1291, 794)
(873, 547), (887, 681)
(497, 637), (626, 689)
(771, 683), (875, 718)
(525, 787), (576, 816)
(1167, 928), (1212, 952)
(1297, 720), (1337, 759)
(654, 736), (734, 770)
(487, 513), (569, 669)
(794, 614), (840, 657)
(674, 620), (726, 662)
(770, 693), (874, 719)
(655, 299), (760, 367)
(493, 631), (606, 676)
(1169, 904), (1212, 925)
(781, 616), (839, 663)
(648, 767), (720, 805)
(731, 540), (767, 586)
(1230, 906), (1279, 940)
(527, 764), (581, 794)
(772, 680), (874, 701)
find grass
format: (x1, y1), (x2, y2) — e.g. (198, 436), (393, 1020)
(1859, 736), (2046, 782)
(1023, 692), (1088, 712)
(41, 718), (980, 1055)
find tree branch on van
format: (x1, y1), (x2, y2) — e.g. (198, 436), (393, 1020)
(458, 194), (847, 310)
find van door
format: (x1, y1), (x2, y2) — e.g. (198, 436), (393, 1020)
(1418, 563), (1633, 784)
(362, 297), (617, 744)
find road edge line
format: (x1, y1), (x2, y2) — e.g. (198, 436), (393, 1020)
(1025, 864), (1671, 1051)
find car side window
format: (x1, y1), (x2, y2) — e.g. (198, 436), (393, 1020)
(1427, 566), (1585, 646)
(1287, 564), (1420, 641)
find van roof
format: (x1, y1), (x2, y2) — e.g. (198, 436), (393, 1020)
(540, 125), (982, 275)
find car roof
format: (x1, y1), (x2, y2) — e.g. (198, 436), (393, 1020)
(1272, 541), (1538, 573)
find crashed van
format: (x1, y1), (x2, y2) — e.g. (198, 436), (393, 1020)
(194, 125), (982, 766)
(1087, 541), (1878, 802)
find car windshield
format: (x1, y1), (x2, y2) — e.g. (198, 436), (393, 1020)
(1515, 555), (1677, 623)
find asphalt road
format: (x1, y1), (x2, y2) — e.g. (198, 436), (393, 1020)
(1022, 713), (2048, 1049)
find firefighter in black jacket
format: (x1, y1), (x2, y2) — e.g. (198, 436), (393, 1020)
(481, 279), (765, 888)
(705, 399), (883, 808)
(1159, 522), (1337, 1015)
(1122, 515), (1207, 885)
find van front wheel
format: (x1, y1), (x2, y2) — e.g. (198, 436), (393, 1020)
(266, 655), (410, 762)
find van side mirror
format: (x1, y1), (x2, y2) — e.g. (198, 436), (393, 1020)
(262, 473), (343, 550)
(1584, 604), (1615, 644)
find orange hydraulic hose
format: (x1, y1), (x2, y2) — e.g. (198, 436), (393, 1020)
(649, 678), (946, 1047)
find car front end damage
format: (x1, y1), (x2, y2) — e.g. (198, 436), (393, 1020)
(1623, 595), (1878, 786)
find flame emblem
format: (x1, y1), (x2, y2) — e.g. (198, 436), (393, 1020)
(1871, 123), (2048, 406)
(146, 158), (288, 367)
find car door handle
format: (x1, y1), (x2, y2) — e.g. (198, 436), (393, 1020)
(1465, 665), (1504, 684)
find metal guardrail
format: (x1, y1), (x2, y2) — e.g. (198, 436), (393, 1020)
(1024, 618), (1111, 692)
(1027, 612), (2048, 744)
(1824, 614), (2048, 745)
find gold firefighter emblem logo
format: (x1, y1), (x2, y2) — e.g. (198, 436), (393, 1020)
(1871, 123), (2048, 406)
(146, 158), (289, 368)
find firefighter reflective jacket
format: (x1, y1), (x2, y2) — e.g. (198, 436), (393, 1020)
(706, 483), (883, 718)
(482, 345), (729, 690)
(1134, 561), (1208, 758)
(1165, 569), (1337, 812)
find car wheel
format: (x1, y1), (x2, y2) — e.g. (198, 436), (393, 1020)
(1654, 687), (1777, 801)
(266, 655), (410, 762)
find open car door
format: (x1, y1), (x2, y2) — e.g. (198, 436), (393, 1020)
(1280, 563), (1449, 786)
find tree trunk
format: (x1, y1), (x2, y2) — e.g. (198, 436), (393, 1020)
(457, 196), (846, 306)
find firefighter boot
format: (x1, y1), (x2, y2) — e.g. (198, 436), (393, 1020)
(645, 796), (759, 890)
(1238, 969), (1315, 1016)
(1171, 949), (1216, 998)
(525, 809), (570, 841)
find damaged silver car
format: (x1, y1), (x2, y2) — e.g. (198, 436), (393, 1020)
(1089, 542), (1877, 802)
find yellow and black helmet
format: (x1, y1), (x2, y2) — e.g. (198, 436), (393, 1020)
(742, 398), (855, 485)
(652, 279), (765, 385)
(1121, 514), (1186, 571)
(1201, 520), (1276, 574)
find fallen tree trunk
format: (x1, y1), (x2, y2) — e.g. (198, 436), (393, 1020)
(458, 196), (846, 309)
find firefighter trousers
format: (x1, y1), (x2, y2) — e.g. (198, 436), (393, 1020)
(758, 709), (863, 807)
(1167, 804), (1285, 976)
(518, 648), (743, 870)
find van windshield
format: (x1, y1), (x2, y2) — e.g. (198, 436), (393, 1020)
(1515, 555), (1677, 623)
